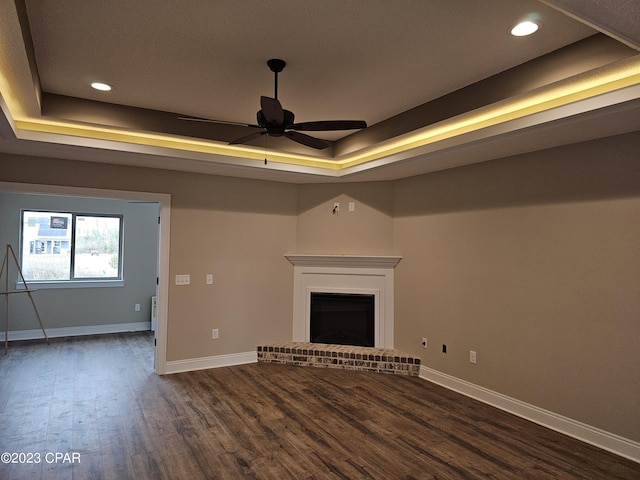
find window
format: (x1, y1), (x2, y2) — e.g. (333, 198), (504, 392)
(21, 211), (123, 283)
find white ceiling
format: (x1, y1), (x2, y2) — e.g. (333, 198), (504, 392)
(1, 0), (639, 182)
(24, 0), (595, 128)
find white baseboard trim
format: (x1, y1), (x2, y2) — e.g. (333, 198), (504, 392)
(4, 322), (151, 341)
(164, 351), (258, 374)
(419, 365), (640, 464)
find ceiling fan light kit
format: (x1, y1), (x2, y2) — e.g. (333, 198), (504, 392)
(187, 59), (367, 150)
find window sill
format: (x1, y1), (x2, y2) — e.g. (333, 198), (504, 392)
(16, 280), (125, 290)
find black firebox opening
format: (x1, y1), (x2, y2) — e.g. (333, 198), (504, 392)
(310, 292), (375, 347)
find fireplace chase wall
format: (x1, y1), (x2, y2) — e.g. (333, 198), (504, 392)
(285, 255), (402, 349)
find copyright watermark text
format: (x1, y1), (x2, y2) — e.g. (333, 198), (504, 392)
(1, 452), (81, 464)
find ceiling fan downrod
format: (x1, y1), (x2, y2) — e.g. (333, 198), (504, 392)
(267, 58), (286, 100)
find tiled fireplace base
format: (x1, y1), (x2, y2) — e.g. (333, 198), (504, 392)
(257, 342), (421, 376)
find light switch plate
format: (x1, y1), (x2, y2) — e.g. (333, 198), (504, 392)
(175, 274), (190, 285)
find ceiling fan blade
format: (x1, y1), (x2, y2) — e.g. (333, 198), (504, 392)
(260, 96), (285, 125)
(178, 115), (261, 128)
(284, 131), (330, 150)
(291, 120), (367, 131)
(229, 131), (267, 145)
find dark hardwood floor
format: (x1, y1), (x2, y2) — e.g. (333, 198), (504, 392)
(0, 332), (638, 479)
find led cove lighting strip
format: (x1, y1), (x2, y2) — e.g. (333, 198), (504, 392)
(7, 56), (640, 173)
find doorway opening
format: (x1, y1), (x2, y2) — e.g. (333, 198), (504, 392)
(0, 182), (170, 374)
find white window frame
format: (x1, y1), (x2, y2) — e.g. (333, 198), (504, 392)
(18, 210), (124, 289)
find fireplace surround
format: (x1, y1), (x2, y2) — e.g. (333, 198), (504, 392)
(285, 254), (402, 349)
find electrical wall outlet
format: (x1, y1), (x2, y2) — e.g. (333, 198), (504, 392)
(206, 274), (213, 285)
(421, 337), (427, 349)
(134, 303), (141, 312)
(470, 350), (477, 364)
(212, 328), (219, 340)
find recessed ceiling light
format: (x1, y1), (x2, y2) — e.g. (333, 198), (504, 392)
(91, 82), (112, 91)
(511, 20), (539, 37)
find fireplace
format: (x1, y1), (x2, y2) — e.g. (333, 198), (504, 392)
(310, 292), (375, 347)
(285, 254), (402, 348)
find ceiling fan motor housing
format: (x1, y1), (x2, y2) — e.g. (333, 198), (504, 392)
(257, 109), (295, 136)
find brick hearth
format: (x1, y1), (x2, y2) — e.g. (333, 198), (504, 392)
(257, 342), (420, 376)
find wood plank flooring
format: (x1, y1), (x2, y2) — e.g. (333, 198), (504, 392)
(0, 332), (638, 479)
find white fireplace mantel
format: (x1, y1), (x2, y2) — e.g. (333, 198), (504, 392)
(285, 254), (402, 348)
(285, 254), (402, 269)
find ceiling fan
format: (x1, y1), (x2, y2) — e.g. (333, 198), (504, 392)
(182, 59), (367, 150)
